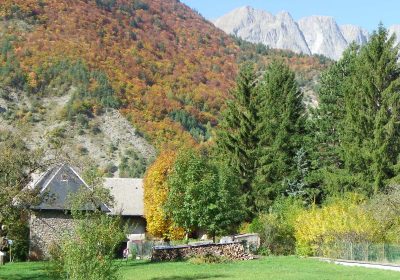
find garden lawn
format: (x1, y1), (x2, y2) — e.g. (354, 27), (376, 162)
(1, 256), (400, 280)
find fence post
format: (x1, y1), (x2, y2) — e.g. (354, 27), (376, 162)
(383, 244), (385, 262)
(350, 242), (353, 260)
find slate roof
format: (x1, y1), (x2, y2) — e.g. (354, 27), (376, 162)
(30, 164), (110, 212)
(103, 178), (144, 216)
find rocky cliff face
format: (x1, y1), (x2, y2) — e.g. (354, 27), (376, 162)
(389, 25), (400, 45)
(214, 6), (387, 60)
(298, 16), (348, 60)
(213, 6), (311, 55)
(340, 24), (369, 45)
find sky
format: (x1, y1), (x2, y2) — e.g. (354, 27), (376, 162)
(181, 0), (400, 31)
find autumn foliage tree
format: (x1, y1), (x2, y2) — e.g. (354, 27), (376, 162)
(143, 151), (185, 240)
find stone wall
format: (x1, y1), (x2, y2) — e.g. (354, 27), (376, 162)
(151, 242), (253, 261)
(29, 210), (75, 260)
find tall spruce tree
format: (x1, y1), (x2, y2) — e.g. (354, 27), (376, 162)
(309, 45), (360, 194)
(254, 61), (306, 209)
(217, 63), (259, 215)
(311, 45), (358, 168)
(341, 25), (400, 194)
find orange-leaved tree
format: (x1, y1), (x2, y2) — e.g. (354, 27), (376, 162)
(143, 150), (185, 240)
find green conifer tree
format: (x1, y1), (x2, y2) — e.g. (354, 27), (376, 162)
(309, 45), (360, 194)
(341, 25), (400, 194)
(254, 61), (306, 209)
(216, 62), (259, 214)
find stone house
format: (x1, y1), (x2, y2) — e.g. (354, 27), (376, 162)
(27, 163), (145, 260)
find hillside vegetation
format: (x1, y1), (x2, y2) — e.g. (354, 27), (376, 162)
(0, 0), (328, 153)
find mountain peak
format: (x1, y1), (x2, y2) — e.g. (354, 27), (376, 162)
(298, 15), (347, 60)
(214, 6), (310, 55)
(214, 6), (374, 60)
(276, 11), (293, 21)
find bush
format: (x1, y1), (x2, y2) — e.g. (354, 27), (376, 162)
(104, 163), (117, 177)
(8, 221), (30, 261)
(188, 253), (230, 264)
(95, 0), (116, 11)
(168, 110), (209, 142)
(119, 149), (147, 178)
(49, 185), (126, 280)
(133, 0), (149, 11)
(256, 246), (271, 256)
(294, 193), (382, 257)
(50, 212), (125, 280)
(249, 197), (303, 255)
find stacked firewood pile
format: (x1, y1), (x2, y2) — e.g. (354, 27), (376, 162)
(151, 242), (253, 261)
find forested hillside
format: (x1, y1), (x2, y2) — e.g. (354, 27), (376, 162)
(0, 0), (328, 152)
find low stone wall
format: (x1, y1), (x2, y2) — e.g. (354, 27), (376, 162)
(151, 242), (253, 261)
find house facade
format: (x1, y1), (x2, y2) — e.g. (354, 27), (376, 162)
(103, 178), (146, 240)
(28, 164), (145, 260)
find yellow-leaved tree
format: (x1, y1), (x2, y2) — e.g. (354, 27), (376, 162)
(143, 151), (185, 240)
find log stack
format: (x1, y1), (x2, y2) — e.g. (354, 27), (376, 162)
(151, 242), (253, 262)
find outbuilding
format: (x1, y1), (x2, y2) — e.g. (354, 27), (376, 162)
(27, 163), (145, 259)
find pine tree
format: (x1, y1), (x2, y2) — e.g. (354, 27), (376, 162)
(309, 45), (360, 194)
(216, 62), (259, 214)
(341, 25), (400, 194)
(311, 45), (358, 168)
(254, 61), (306, 209)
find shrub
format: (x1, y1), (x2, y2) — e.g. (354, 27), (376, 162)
(50, 214), (125, 280)
(294, 193), (382, 257)
(104, 163), (117, 177)
(256, 246), (271, 256)
(77, 145), (88, 155)
(119, 149), (147, 178)
(250, 197), (303, 255)
(95, 0), (116, 11)
(132, 0), (149, 11)
(49, 186), (126, 280)
(188, 253), (230, 264)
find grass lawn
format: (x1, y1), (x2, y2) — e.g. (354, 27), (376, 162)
(1, 256), (400, 280)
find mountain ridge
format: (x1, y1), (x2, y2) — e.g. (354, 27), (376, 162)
(214, 6), (397, 60)
(213, 6), (311, 56)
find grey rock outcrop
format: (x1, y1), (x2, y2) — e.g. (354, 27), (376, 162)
(340, 24), (369, 45)
(298, 16), (348, 60)
(389, 25), (400, 45)
(213, 6), (311, 55)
